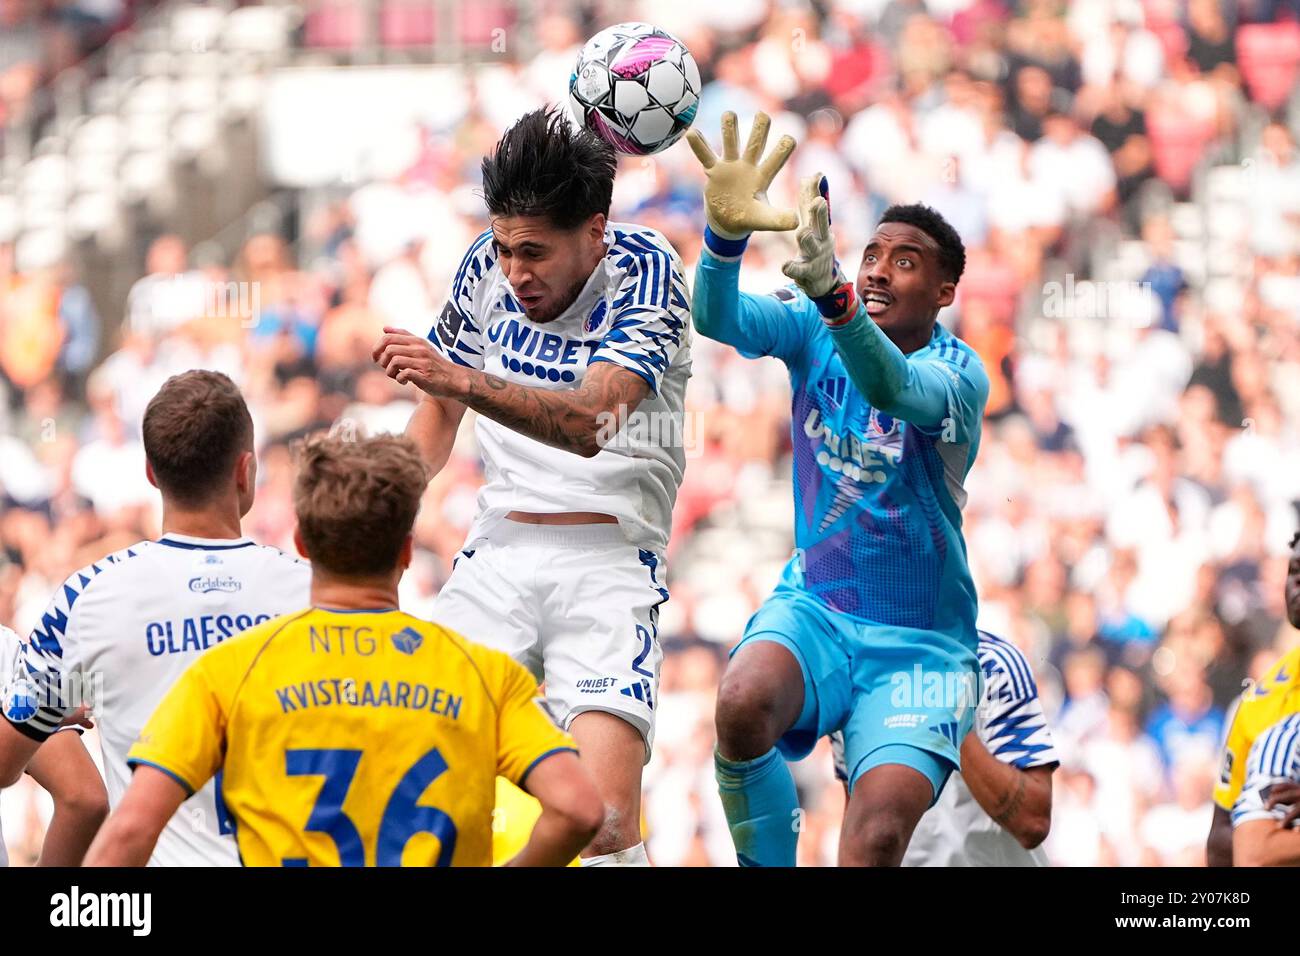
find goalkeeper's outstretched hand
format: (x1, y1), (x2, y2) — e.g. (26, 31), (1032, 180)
(686, 111), (797, 239)
(782, 173), (857, 323)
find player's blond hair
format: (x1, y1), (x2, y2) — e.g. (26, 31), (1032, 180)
(292, 433), (428, 576)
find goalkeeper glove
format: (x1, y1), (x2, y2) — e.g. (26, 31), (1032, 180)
(686, 111), (798, 255)
(782, 173), (858, 326)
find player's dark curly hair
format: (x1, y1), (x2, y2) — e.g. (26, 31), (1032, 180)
(878, 203), (967, 285)
(480, 106), (617, 230)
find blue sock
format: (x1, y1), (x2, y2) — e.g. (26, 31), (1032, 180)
(715, 747), (800, 867)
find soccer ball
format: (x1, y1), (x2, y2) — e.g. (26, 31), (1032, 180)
(568, 22), (701, 156)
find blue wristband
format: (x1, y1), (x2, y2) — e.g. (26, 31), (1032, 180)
(703, 226), (750, 259)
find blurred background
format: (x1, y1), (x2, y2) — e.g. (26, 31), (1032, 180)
(2, 0), (1300, 866)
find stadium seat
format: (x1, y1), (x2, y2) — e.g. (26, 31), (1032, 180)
(1206, 201), (1248, 242)
(177, 75), (220, 113)
(71, 153), (117, 192)
(124, 113), (170, 152)
(120, 150), (170, 203)
(139, 51), (178, 78)
(69, 115), (124, 157)
(1114, 239), (1153, 278)
(1204, 164), (1249, 204)
(14, 227), (66, 271)
(224, 6), (294, 55)
(181, 46), (225, 77)
(173, 110), (220, 157)
(457, 1), (513, 46)
(1169, 203), (1202, 240)
(220, 61), (265, 117)
(170, 4), (227, 54)
(20, 155), (71, 200)
(122, 77), (174, 116)
(1172, 242), (1206, 285)
(1209, 244), (1246, 286)
(67, 190), (118, 240)
(303, 0), (365, 50)
(1237, 22), (1300, 114)
(380, 0), (437, 48)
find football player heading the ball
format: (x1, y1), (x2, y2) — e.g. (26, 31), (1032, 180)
(373, 107), (692, 867)
(687, 112), (990, 866)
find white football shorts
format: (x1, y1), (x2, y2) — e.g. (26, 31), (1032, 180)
(428, 521), (668, 761)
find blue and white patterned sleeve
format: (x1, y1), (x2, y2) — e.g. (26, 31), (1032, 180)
(590, 229), (690, 396)
(3, 573), (85, 741)
(0, 547), (139, 741)
(1232, 714), (1300, 827)
(976, 634), (1060, 770)
(427, 229), (494, 371)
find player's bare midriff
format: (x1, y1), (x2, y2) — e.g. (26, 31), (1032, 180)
(506, 511), (618, 525)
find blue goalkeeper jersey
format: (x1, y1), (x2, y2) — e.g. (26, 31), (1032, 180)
(694, 248), (988, 640)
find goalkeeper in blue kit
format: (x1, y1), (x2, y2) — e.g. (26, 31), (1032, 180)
(686, 112), (989, 866)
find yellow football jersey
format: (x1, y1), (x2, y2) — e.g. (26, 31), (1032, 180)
(1213, 647), (1300, 810)
(128, 607), (575, 866)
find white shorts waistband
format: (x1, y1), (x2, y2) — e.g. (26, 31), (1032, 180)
(486, 519), (631, 549)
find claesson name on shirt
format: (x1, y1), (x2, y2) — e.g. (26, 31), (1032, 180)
(145, 612), (273, 656)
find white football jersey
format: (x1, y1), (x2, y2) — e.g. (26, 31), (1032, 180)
(428, 223), (692, 552)
(2, 534), (310, 866)
(906, 633), (1059, 866)
(832, 631), (1060, 866)
(1232, 712), (1300, 828)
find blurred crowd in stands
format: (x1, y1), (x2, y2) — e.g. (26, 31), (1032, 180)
(3, 0), (1300, 865)
(0, 0), (162, 152)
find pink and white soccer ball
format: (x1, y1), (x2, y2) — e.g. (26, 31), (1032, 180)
(569, 22), (701, 155)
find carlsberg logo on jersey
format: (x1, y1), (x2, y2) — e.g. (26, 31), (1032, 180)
(49, 886), (151, 936)
(187, 575), (241, 594)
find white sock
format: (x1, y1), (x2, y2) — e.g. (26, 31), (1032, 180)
(579, 842), (650, 867)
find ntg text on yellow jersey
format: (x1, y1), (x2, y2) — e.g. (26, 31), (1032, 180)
(128, 607), (575, 866)
(1214, 646), (1300, 810)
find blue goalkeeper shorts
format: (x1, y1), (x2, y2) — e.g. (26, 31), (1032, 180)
(732, 585), (979, 803)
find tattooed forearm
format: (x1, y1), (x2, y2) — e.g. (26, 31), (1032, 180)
(457, 363), (649, 457)
(992, 772), (1027, 827)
